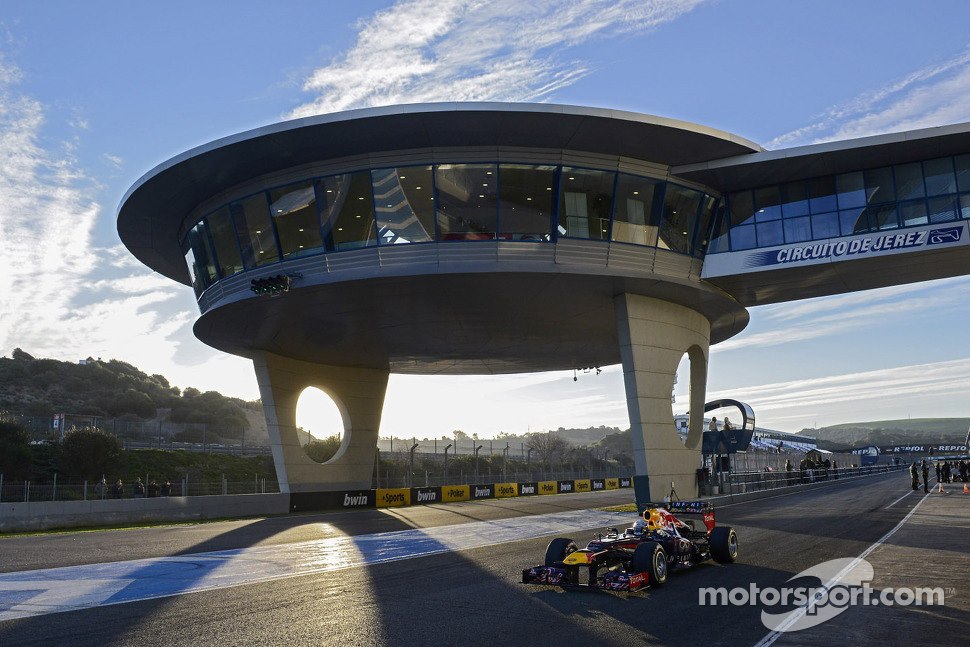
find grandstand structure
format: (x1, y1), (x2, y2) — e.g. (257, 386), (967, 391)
(118, 103), (970, 506)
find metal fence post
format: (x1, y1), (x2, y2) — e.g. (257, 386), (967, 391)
(53, 473), (57, 501)
(0, 473), (4, 503)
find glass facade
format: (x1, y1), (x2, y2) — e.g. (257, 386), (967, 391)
(181, 162), (722, 297)
(712, 154), (970, 254)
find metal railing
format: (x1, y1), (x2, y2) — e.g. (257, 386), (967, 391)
(0, 475), (280, 503)
(698, 463), (906, 496)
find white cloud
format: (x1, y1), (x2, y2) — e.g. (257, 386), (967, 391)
(0, 57), (196, 382)
(102, 153), (122, 168)
(768, 47), (970, 148)
(288, 0), (705, 117)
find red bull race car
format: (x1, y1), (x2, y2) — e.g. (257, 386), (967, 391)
(522, 501), (738, 592)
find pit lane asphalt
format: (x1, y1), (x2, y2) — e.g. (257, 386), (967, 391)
(1, 472), (967, 647)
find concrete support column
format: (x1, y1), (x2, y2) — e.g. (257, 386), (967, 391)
(614, 294), (710, 508)
(253, 351), (389, 493)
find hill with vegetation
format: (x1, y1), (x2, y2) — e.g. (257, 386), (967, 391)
(806, 418), (970, 450)
(0, 349), (262, 441)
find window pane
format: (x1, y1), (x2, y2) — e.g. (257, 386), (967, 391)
(728, 191), (755, 226)
(898, 200), (927, 227)
(612, 173), (661, 246)
(864, 167), (895, 204)
(894, 162), (925, 200)
(808, 176), (838, 213)
(780, 181), (809, 217)
(868, 204), (898, 230)
(754, 185), (782, 221)
(927, 195), (957, 223)
(836, 171), (866, 208)
(956, 155), (970, 192)
(730, 224), (756, 250)
(269, 182), (323, 259)
(923, 158), (956, 196)
(318, 172), (377, 251)
(373, 166), (435, 244)
(184, 224), (216, 297)
(206, 206), (244, 278)
(839, 208), (869, 235)
(960, 193), (970, 219)
(659, 184), (701, 254)
(436, 164), (497, 240)
(558, 167), (614, 240)
(498, 164), (555, 241)
(230, 193), (278, 268)
(783, 216), (812, 243)
(811, 212), (839, 239)
(708, 203), (730, 253)
(693, 194), (718, 257)
(756, 220), (783, 247)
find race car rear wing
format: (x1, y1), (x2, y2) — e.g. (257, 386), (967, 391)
(639, 500), (716, 531)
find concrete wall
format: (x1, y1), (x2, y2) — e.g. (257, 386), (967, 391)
(0, 494), (289, 533)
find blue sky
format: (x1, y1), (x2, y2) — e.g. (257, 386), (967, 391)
(2, 0), (970, 439)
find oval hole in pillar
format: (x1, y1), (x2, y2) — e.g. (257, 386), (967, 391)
(296, 387), (345, 464)
(674, 353), (691, 446)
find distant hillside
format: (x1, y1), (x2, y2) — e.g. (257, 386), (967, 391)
(805, 418), (970, 450)
(0, 349), (261, 440)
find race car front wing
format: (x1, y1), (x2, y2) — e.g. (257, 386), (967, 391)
(521, 566), (650, 591)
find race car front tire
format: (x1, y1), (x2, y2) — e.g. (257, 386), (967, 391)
(631, 541), (667, 586)
(544, 537), (577, 566)
(710, 526), (739, 563)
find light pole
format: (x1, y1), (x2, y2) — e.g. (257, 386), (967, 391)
(408, 440), (419, 488)
(474, 444), (483, 484)
(503, 442), (510, 482)
(443, 443), (452, 485)
(526, 446), (534, 480)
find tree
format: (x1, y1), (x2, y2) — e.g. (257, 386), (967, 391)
(304, 435), (342, 463)
(59, 427), (123, 480)
(0, 419), (33, 479)
(525, 432), (570, 467)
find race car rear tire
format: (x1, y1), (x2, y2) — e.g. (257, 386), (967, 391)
(544, 537), (577, 566)
(631, 541), (667, 586)
(710, 526), (739, 563)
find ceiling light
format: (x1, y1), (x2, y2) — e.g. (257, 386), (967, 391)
(277, 209), (283, 213)
(633, 191), (639, 195)
(358, 197), (364, 200)
(400, 175), (406, 179)
(526, 197), (532, 201)
(479, 194), (485, 198)
(486, 171), (492, 175)
(568, 177), (575, 180)
(327, 189), (333, 193)
(298, 228), (304, 232)
(482, 183), (488, 187)
(338, 227), (343, 231)
(416, 186), (422, 189)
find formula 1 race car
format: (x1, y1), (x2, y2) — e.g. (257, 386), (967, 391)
(522, 501), (738, 592)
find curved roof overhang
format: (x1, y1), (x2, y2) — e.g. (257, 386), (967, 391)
(673, 121), (970, 192)
(117, 102), (762, 285)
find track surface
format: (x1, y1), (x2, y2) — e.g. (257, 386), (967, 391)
(1, 474), (967, 646)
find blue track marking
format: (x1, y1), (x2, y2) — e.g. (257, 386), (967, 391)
(0, 508), (631, 621)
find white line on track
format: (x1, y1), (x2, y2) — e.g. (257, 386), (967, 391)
(884, 490), (914, 509)
(752, 492), (931, 647)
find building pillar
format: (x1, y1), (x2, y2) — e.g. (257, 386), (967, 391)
(614, 294), (710, 508)
(252, 351), (389, 493)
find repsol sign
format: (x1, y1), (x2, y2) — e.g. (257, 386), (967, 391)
(471, 484), (495, 500)
(518, 482), (539, 496)
(411, 486), (441, 504)
(619, 477), (632, 488)
(376, 488), (411, 508)
(591, 479), (606, 490)
(557, 480), (574, 493)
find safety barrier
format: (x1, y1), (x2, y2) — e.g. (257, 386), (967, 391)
(289, 476), (633, 512)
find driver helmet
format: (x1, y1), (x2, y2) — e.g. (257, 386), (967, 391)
(632, 518), (647, 535)
(642, 508), (665, 531)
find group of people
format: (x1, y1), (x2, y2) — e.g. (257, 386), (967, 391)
(910, 459), (970, 492)
(97, 477), (174, 499)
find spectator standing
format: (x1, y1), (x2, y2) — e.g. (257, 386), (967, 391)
(909, 462), (919, 491)
(160, 479), (172, 497)
(147, 480), (159, 497)
(935, 462), (941, 483)
(133, 477), (145, 498)
(112, 479), (124, 499)
(708, 417), (717, 432)
(921, 460), (930, 493)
